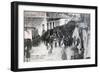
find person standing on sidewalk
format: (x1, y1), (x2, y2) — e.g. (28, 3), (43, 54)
(24, 27), (32, 62)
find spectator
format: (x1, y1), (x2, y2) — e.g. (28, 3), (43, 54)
(24, 27), (32, 62)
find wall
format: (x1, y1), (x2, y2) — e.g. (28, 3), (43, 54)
(24, 11), (47, 35)
(0, 0), (99, 73)
(25, 18), (45, 36)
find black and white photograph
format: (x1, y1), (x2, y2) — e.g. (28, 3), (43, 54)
(11, 1), (97, 71)
(24, 11), (91, 62)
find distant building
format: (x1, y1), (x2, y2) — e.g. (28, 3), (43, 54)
(24, 11), (74, 36)
(46, 12), (71, 30)
(24, 11), (47, 36)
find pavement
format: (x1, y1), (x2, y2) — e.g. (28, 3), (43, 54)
(29, 42), (63, 62)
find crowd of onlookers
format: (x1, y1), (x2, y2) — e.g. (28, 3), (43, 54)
(24, 20), (90, 62)
(41, 21), (90, 60)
